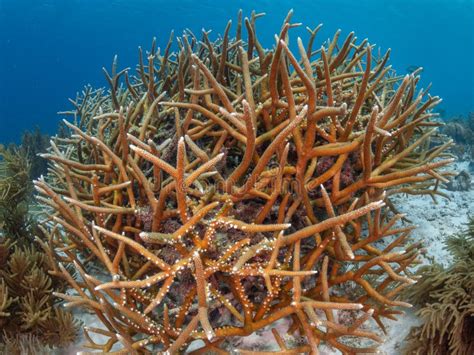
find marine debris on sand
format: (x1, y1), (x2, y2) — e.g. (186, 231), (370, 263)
(31, 10), (456, 353)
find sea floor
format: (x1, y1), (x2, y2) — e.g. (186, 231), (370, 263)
(378, 160), (474, 354)
(63, 161), (473, 354)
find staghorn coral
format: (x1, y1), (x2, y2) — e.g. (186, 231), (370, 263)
(403, 217), (474, 355)
(35, 10), (454, 353)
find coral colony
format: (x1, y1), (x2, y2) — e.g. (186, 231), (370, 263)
(34, 10), (453, 354)
(403, 217), (474, 355)
(0, 145), (79, 351)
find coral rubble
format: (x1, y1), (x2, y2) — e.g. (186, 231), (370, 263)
(35, 11), (453, 353)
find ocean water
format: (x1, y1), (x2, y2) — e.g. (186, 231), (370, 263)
(0, 0), (473, 143)
(0, 2), (473, 353)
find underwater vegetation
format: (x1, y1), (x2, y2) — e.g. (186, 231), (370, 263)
(403, 217), (474, 355)
(445, 170), (471, 192)
(0, 238), (80, 351)
(441, 111), (474, 161)
(442, 112), (474, 145)
(33, 10), (453, 353)
(0, 146), (33, 241)
(0, 333), (54, 355)
(440, 112), (473, 191)
(20, 127), (50, 180)
(0, 144), (80, 351)
(0, 127), (50, 241)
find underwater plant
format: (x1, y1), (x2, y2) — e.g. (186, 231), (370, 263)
(0, 236), (81, 349)
(441, 112), (474, 161)
(0, 145), (33, 241)
(35, 10), (453, 353)
(442, 121), (472, 145)
(0, 333), (54, 355)
(403, 217), (474, 355)
(20, 126), (50, 180)
(445, 170), (471, 191)
(0, 144), (80, 350)
(442, 112), (474, 144)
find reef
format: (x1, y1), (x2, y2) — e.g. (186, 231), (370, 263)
(34, 11), (453, 353)
(0, 127), (50, 241)
(441, 111), (474, 161)
(445, 169), (471, 191)
(0, 146), (32, 241)
(0, 238), (80, 350)
(0, 144), (80, 351)
(20, 127), (50, 180)
(440, 112), (473, 190)
(403, 217), (474, 355)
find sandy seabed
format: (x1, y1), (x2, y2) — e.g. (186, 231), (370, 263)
(378, 161), (474, 354)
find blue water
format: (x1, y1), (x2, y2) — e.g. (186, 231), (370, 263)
(0, 0), (473, 143)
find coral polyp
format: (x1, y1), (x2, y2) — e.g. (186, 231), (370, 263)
(36, 10), (452, 353)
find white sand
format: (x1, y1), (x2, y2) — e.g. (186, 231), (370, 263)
(379, 161), (473, 354)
